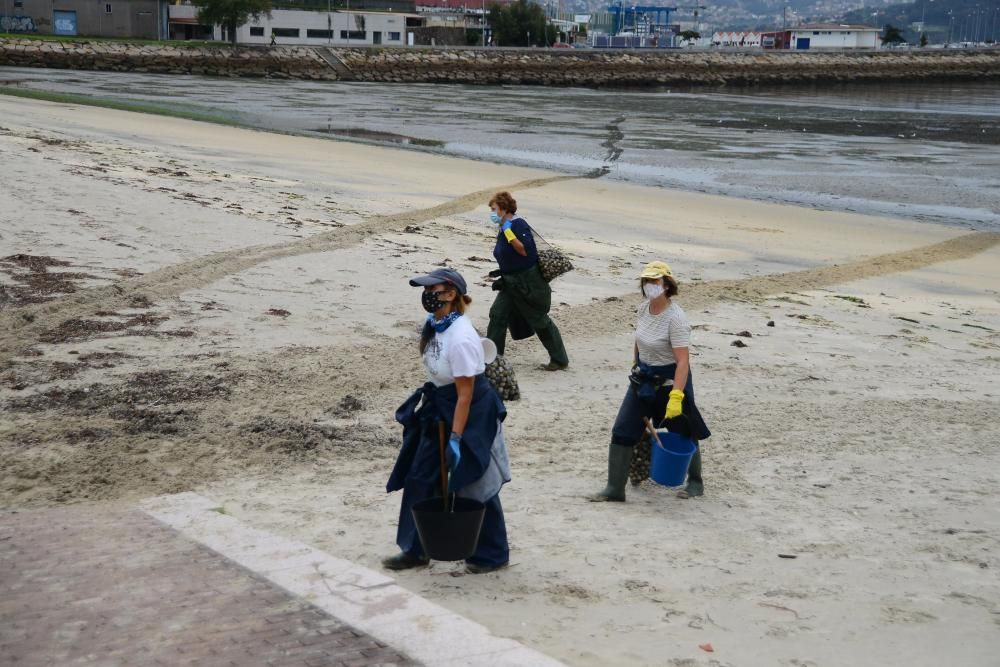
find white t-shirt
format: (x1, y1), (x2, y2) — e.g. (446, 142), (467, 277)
(423, 315), (486, 387)
(635, 301), (691, 366)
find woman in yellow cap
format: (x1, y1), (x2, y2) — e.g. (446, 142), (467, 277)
(591, 260), (711, 502)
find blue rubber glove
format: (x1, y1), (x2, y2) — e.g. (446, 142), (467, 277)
(447, 433), (462, 475)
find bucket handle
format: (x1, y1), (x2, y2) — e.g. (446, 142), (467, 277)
(661, 414), (694, 439)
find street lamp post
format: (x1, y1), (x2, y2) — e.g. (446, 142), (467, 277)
(919, 0), (934, 44)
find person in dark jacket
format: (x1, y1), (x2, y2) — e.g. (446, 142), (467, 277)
(383, 268), (511, 574)
(485, 191), (569, 371)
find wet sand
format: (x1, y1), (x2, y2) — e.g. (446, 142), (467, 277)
(2, 95), (999, 666)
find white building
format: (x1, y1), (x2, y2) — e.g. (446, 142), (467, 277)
(207, 8), (421, 46)
(712, 31), (761, 47)
(789, 24), (880, 49)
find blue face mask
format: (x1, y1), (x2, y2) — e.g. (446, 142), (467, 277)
(489, 211), (501, 224)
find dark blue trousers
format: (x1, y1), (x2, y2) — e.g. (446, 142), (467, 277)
(611, 367), (711, 447)
(397, 480), (509, 568)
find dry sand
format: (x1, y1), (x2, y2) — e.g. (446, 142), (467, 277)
(2, 96), (999, 667)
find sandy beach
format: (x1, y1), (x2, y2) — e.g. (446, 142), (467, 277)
(2, 95), (999, 666)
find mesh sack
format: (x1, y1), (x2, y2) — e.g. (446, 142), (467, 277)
(629, 432), (652, 486)
(537, 248), (574, 282)
(484, 355), (520, 401)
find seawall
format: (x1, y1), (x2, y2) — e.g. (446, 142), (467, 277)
(2, 38), (999, 86)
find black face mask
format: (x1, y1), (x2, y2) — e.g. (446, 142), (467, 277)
(422, 290), (447, 314)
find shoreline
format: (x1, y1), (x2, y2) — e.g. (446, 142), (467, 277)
(3, 79), (998, 231)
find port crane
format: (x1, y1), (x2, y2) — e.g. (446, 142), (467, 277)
(606, 2), (677, 36)
(675, 3), (707, 34)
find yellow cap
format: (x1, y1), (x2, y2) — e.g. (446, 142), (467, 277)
(639, 261), (673, 280)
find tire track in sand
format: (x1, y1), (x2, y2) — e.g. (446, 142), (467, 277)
(3, 188), (996, 367)
(0, 175), (576, 367)
(288, 230), (999, 392)
(330, 230), (1000, 360)
(557, 231), (1000, 337)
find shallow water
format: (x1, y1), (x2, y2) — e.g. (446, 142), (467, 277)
(3, 68), (998, 229)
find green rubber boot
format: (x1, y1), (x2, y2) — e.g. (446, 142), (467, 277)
(678, 446), (704, 499)
(589, 444), (633, 502)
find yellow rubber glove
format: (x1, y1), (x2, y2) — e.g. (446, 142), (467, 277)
(502, 221), (517, 242)
(665, 389), (685, 420)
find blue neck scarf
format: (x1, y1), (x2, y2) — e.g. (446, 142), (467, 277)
(427, 311), (461, 333)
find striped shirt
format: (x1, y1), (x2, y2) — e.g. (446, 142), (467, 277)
(635, 301), (691, 366)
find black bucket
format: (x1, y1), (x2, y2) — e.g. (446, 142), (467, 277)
(411, 496), (486, 561)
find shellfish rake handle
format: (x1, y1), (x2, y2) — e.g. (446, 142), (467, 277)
(438, 422), (449, 511)
(643, 417), (664, 448)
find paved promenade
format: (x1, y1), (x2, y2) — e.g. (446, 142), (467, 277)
(1, 493), (565, 667)
(0, 504), (416, 667)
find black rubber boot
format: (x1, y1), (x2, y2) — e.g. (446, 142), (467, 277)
(678, 446), (704, 499)
(381, 552), (429, 570)
(589, 444), (633, 502)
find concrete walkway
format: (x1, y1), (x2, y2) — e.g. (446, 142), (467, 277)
(0, 504), (416, 667)
(0, 493), (566, 667)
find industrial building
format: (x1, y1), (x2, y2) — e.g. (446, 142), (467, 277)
(712, 31), (761, 47)
(191, 7), (423, 46)
(1, 0), (428, 44)
(1, 0), (163, 39)
(787, 24), (881, 49)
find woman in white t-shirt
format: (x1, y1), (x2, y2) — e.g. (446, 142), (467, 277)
(591, 261), (711, 503)
(384, 268), (511, 574)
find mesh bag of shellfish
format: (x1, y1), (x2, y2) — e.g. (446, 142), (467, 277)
(527, 224), (573, 283)
(537, 248), (574, 283)
(629, 432), (652, 487)
(484, 355), (520, 401)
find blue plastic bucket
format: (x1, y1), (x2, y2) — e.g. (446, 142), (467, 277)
(650, 429), (697, 487)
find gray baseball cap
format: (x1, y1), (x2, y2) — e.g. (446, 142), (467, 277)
(408, 268), (468, 295)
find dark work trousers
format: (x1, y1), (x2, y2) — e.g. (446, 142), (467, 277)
(397, 481), (509, 568)
(487, 265), (569, 367)
(610, 369), (710, 447)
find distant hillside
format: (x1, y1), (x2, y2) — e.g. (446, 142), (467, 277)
(568, 0), (997, 38)
(843, 0), (1000, 42)
(568, 0), (897, 32)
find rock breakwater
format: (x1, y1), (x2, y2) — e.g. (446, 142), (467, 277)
(2, 38), (998, 87)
